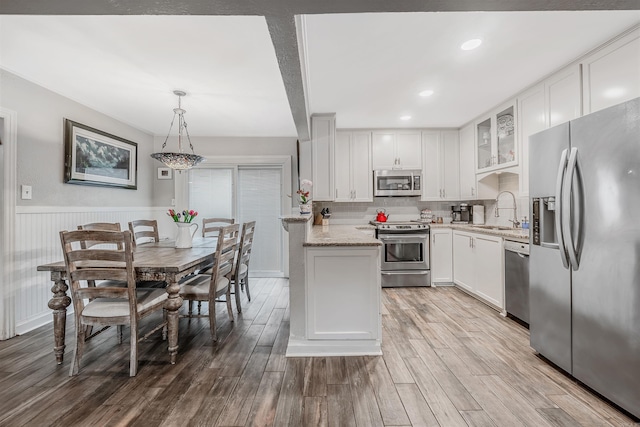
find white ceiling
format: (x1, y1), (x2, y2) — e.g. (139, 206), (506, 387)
(305, 11), (640, 129)
(0, 15), (296, 137)
(1, 12), (639, 137)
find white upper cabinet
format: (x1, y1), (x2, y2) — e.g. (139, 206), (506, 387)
(311, 113), (335, 201)
(517, 83), (546, 198)
(458, 123), (476, 199)
(546, 64), (582, 127)
(372, 131), (421, 170)
(582, 27), (640, 115)
(335, 131), (373, 202)
(421, 130), (459, 201)
(476, 101), (518, 174)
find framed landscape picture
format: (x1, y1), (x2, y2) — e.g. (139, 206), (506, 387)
(64, 119), (138, 189)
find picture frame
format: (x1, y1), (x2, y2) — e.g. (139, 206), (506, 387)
(64, 119), (138, 189)
(157, 167), (173, 180)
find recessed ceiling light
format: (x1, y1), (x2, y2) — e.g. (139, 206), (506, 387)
(419, 90), (434, 97)
(400, 115), (412, 121)
(461, 38), (482, 51)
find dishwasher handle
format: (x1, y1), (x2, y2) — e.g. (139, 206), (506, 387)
(504, 240), (530, 256)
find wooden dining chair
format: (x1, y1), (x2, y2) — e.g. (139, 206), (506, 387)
(128, 219), (160, 247)
(179, 223), (240, 341)
(202, 217), (235, 237)
(78, 222), (124, 249)
(232, 221), (256, 313)
(59, 229), (169, 377)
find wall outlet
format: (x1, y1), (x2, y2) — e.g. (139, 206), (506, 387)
(21, 185), (32, 200)
(171, 198), (176, 206)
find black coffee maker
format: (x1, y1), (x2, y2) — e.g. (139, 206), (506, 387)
(451, 203), (471, 223)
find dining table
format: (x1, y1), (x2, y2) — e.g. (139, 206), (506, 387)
(37, 237), (218, 365)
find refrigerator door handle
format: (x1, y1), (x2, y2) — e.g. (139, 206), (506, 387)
(563, 147), (580, 270)
(555, 148), (570, 269)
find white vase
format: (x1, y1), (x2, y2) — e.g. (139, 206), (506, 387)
(299, 202), (312, 215)
(175, 222), (199, 248)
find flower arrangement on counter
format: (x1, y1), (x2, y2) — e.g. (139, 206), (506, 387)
(296, 179), (313, 204)
(167, 209), (198, 223)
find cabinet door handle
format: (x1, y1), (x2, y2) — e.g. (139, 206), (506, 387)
(471, 187), (475, 196)
(335, 189), (338, 199)
(353, 190), (356, 199)
(443, 189), (446, 198)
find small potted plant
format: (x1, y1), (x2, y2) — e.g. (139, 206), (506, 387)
(297, 179), (313, 214)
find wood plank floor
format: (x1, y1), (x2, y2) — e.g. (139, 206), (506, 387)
(0, 279), (637, 426)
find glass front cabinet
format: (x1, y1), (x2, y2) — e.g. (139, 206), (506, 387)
(476, 102), (518, 173)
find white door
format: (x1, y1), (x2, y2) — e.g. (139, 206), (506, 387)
(421, 131), (440, 200)
(441, 131), (460, 200)
(452, 232), (474, 292)
(334, 131), (352, 201)
(396, 132), (422, 169)
(459, 124), (476, 199)
(238, 167), (283, 277)
(188, 166), (284, 277)
(372, 132), (396, 169)
(351, 132), (373, 202)
(430, 229), (453, 283)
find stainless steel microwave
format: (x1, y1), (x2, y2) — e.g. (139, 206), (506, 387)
(373, 169), (422, 197)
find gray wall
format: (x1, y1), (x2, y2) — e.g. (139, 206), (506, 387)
(152, 135), (299, 207)
(1, 69), (155, 207)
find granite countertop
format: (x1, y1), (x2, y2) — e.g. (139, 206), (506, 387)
(430, 223), (530, 242)
(304, 225), (381, 247)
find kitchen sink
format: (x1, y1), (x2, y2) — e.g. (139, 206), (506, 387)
(471, 225), (515, 231)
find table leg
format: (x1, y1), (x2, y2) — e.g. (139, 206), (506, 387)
(164, 276), (183, 364)
(47, 272), (71, 364)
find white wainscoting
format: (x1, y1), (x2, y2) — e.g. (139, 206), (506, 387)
(13, 206), (169, 335)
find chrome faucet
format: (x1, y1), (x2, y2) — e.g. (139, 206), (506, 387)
(495, 190), (519, 228)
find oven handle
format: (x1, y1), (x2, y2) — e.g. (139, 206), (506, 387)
(381, 271), (430, 276)
(378, 233), (429, 241)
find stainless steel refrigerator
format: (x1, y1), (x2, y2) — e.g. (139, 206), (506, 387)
(529, 97), (639, 418)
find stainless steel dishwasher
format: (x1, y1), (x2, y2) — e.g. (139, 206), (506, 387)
(504, 240), (530, 325)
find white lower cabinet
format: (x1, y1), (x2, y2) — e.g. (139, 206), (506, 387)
(430, 228), (453, 284)
(453, 230), (504, 309)
(306, 247), (381, 340)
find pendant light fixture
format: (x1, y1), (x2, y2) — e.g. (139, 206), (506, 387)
(150, 90), (205, 171)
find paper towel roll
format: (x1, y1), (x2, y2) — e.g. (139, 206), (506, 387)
(472, 205), (485, 224)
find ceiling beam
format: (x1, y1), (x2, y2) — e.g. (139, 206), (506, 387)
(266, 14), (310, 141)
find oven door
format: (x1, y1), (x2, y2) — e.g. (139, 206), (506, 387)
(378, 233), (429, 271)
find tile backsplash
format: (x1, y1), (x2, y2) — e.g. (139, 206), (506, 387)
(313, 174), (530, 226)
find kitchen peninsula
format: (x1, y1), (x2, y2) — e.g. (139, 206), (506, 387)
(281, 214), (382, 356)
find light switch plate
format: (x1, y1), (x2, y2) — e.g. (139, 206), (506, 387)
(21, 185), (32, 200)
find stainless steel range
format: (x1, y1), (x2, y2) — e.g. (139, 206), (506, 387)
(372, 221), (430, 287)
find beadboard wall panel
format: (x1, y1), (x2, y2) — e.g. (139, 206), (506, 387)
(13, 206), (169, 335)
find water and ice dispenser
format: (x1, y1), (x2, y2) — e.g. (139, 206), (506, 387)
(532, 197), (556, 247)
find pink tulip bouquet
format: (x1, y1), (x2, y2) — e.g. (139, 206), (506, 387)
(167, 209), (198, 223)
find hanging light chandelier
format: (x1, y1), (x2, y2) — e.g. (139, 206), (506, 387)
(150, 90), (205, 171)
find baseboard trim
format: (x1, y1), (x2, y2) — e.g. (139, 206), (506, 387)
(15, 312), (55, 336)
(286, 337), (382, 357)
